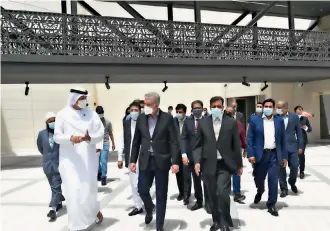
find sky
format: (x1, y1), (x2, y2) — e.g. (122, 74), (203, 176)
(1, 0), (312, 30)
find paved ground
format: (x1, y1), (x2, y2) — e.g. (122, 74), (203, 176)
(1, 144), (330, 231)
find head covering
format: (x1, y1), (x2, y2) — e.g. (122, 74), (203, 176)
(67, 87), (89, 107)
(96, 106), (104, 114)
(45, 112), (56, 121)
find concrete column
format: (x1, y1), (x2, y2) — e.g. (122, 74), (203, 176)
(314, 15), (330, 31)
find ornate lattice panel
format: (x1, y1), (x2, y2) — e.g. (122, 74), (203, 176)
(1, 9), (330, 61)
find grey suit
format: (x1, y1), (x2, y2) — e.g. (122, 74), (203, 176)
(193, 115), (242, 227)
(37, 129), (64, 207)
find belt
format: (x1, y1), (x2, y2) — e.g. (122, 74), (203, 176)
(149, 151), (155, 156)
(264, 148), (276, 152)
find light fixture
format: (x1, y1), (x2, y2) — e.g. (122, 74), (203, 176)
(261, 81), (268, 91)
(24, 81), (29, 96)
(242, 76), (250, 87)
(224, 84), (228, 87)
(298, 82), (303, 87)
(105, 76), (110, 90)
(162, 81), (168, 92)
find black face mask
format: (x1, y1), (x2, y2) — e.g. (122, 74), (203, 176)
(193, 109), (202, 117)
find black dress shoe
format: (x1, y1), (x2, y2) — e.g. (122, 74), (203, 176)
(145, 213), (153, 224)
(209, 222), (221, 231)
(156, 227), (164, 231)
(97, 173), (101, 181)
(47, 210), (56, 221)
(191, 202), (203, 211)
(300, 172), (305, 179)
(290, 185), (298, 194)
(254, 193), (262, 204)
(128, 208), (143, 216)
(205, 204), (212, 214)
(280, 191), (288, 198)
(183, 197), (190, 205)
(234, 194), (246, 202)
(267, 207), (279, 216)
(177, 194), (184, 201)
(101, 177), (107, 186)
(222, 226), (230, 231)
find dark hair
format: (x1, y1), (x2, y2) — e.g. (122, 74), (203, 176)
(262, 98), (275, 107)
(256, 102), (263, 105)
(125, 106), (130, 116)
(175, 104), (187, 113)
(139, 100), (144, 105)
(294, 105), (303, 112)
(129, 101), (141, 110)
(96, 106), (104, 114)
(210, 96), (224, 105)
(168, 106), (173, 110)
(191, 100), (203, 109)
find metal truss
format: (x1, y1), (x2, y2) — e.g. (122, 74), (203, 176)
(1, 9), (329, 62)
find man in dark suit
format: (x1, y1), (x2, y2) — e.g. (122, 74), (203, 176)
(247, 98), (288, 217)
(232, 102), (245, 129)
(37, 112), (65, 221)
(193, 96), (242, 231)
(294, 105), (312, 179)
(130, 92), (180, 231)
(276, 101), (303, 197)
(180, 101), (207, 211)
(173, 104), (186, 201)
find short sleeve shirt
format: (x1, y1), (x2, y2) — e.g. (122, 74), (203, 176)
(102, 119), (112, 145)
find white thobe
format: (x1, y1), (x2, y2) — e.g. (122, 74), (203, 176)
(118, 119), (143, 209)
(54, 106), (104, 231)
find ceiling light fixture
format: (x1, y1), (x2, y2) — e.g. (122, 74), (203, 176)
(242, 76), (250, 87)
(105, 76), (110, 90)
(162, 81), (168, 92)
(24, 81), (29, 96)
(261, 81), (269, 91)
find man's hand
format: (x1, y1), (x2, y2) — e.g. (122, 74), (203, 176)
(182, 157), (189, 165)
(242, 150), (247, 158)
(301, 125), (307, 130)
(117, 161), (123, 169)
(195, 163), (201, 176)
(248, 157), (256, 164)
(81, 130), (91, 142)
(281, 159), (288, 168)
(112, 144), (116, 151)
(237, 167), (243, 176)
(298, 148), (303, 154)
(171, 165), (179, 174)
(130, 163), (136, 173)
(96, 149), (101, 153)
(71, 136), (82, 144)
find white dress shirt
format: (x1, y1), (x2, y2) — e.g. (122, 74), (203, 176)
(118, 119), (137, 161)
(262, 114), (276, 149)
(212, 115), (223, 160)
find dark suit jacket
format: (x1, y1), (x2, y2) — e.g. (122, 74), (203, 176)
(193, 115), (242, 175)
(181, 117), (199, 163)
(130, 110), (180, 171)
(282, 112), (303, 153)
(299, 116), (312, 145)
(37, 129), (60, 175)
(123, 119), (133, 168)
(247, 115), (288, 164)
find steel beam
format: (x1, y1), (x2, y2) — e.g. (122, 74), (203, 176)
(116, 1), (181, 52)
(71, 0), (78, 14)
(215, 1), (278, 54)
(77, 1), (145, 54)
(61, 0), (67, 14)
(202, 11), (249, 49)
(167, 3), (173, 21)
(287, 1), (294, 30)
(1, 7), (53, 51)
(194, 1), (201, 23)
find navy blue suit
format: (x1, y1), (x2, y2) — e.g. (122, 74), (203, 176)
(298, 116), (312, 173)
(278, 112), (303, 191)
(37, 129), (65, 207)
(247, 115), (287, 208)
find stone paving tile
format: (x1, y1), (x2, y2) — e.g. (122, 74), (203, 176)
(1, 145), (330, 231)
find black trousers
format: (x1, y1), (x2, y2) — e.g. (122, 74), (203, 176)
(204, 160), (233, 227)
(299, 143), (307, 173)
(175, 161), (184, 196)
(183, 162), (203, 202)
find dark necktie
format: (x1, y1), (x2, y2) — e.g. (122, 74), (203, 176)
(195, 118), (199, 133)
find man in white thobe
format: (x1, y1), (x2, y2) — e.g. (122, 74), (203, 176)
(54, 87), (104, 231)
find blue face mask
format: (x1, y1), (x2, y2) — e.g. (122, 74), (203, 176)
(48, 122), (55, 129)
(175, 113), (183, 120)
(130, 111), (139, 120)
(256, 107), (263, 113)
(263, 108), (273, 116)
(98, 114), (104, 118)
(193, 109), (202, 118)
(211, 108), (223, 118)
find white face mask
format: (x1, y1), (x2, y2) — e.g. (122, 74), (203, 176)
(77, 99), (88, 109)
(144, 106), (153, 115)
(276, 108), (282, 115)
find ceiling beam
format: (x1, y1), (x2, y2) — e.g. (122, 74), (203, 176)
(215, 1), (278, 55)
(77, 1), (145, 54)
(116, 1), (182, 52)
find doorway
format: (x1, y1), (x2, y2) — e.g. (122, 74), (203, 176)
(320, 95), (330, 139)
(227, 96), (256, 125)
